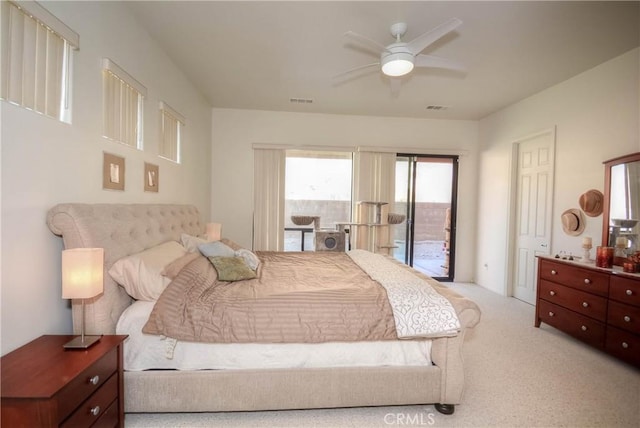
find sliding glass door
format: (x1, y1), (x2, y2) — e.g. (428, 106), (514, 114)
(394, 155), (458, 281)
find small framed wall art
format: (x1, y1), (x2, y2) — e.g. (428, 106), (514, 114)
(144, 162), (159, 192)
(103, 152), (125, 191)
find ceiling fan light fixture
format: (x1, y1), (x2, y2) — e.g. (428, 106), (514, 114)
(381, 52), (414, 77)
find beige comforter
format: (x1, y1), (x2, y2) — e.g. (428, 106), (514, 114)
(143, 252), (398, 343)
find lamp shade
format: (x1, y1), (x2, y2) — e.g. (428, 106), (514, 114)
(206, 222), (222, 241)
(62, 248), (104, 299)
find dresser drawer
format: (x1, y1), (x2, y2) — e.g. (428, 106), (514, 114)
(539, 259), (609, 296)
(609, 275), (640, 308)
(607, 300), (640, 334)
(538, 300), (605, 348)
(605, 326), (640, 367)
(57, 347), (117, 423)
(539, 280), (607, 321)
(61, 373), (118, 428)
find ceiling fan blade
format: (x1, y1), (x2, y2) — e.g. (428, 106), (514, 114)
(333, 62), (380, 80)
(344, 31), (388, 54)
(390, 77), (401, 98)
(406, 18), (462, 55)
(415, 54), (466, 72)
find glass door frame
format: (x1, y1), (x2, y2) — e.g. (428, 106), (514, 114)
(397, 153), (459, 282)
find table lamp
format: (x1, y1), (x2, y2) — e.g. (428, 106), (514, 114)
(61, 248), (104, 349)
(206, 222), (222, 241)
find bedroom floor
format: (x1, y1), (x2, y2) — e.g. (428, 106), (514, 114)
(125, 283), (640, 428)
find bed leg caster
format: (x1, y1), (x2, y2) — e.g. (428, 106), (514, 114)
(434, 403), (455, 415)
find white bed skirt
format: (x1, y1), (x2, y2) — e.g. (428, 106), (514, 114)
(117, 301), (433, 371)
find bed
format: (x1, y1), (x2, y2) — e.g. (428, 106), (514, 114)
(46, 203), (481, 415)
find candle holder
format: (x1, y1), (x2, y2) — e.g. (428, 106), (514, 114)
(596, 246), (614, 268)
(581, 244), (592, 263)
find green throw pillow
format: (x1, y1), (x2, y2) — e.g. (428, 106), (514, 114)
(208, 256), (257, 282)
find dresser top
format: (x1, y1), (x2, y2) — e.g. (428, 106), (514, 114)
(537, 254), (640, 280)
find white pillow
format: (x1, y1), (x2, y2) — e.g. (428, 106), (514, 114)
(109, 241), (187, 301)
(235, 248), (260, 271)
(180, 233), (208, 253)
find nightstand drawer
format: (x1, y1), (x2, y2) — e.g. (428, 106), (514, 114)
(57, 347), (117, 423)
(539, 259), (609, 296)
(61, 373), (118, 428)
(538, 300), (605, 348)
(540, 280), (607, 321)
(607, 300), (640, 334)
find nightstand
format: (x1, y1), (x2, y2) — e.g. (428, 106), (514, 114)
(1, 335), (127, 427)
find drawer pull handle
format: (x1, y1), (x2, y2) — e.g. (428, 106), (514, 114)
(584, 278), (591, 284)
(582, 302), (589, 308)
(89, 375), (100, 385)
(90, 406), (101, 417)
(626, 289), (633, 296)
(551, 270), (557, 275)
(624, 316), (631, 322)
(581, 325), (587, 331)
(548, 311), (555, 317)
(622, 342), (629, 349)
(549, 291), (556, 296)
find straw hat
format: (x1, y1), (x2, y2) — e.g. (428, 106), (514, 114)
(579, 189), (604, 217)
(561, 208), (585, 236)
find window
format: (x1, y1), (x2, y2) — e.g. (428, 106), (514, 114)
(284, 150), (353, 251)
(159, 101), (184, 163)
(102, 58), (146, 148)
(1, 0), (79, 122)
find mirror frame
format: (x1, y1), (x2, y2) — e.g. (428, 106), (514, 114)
(602, 152), (640, 266)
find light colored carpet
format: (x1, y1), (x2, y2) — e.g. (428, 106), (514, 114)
(125, 283), (640, 428)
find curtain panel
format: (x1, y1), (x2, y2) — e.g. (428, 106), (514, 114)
(353, 151), (396, 205)
(253, 149), (286, 251)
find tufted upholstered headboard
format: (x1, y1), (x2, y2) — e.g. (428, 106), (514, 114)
(47, 203), (202, 335)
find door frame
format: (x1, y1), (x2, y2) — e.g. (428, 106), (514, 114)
(398, 153), (459, 282)
(505, 127), (556, 297)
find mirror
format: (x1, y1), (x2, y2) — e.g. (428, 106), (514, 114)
(602, 152), (640, 265)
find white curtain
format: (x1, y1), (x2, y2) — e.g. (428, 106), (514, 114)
(353, 151), (396, 207)
(352, 151), (396, 251)
(253, 148), (285, 251)
(159, 102), (185, 163)
(2, 2), (66, 118)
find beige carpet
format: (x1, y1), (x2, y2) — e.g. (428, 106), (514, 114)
(125, 283), (640, 428)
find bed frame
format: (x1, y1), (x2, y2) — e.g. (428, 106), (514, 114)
(47, 203), (480, 415)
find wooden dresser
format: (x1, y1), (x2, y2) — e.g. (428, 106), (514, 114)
(535, 256), (640, 367)
(1, 335), (127, 427)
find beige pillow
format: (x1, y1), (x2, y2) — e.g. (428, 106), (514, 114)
(109, 241), (187, 301)
(161, 252), (200, 280)
(220, 238), (245, 251)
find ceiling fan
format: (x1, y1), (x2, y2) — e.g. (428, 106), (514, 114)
(336, 18), (465, 84)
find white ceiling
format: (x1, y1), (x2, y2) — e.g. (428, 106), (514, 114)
(127, 1), (640, 120)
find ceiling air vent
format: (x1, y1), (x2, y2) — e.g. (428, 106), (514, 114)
(289, 97), (314, 104)
(426, 105), (448, 111)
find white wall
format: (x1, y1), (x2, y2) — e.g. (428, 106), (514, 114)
(0, 2), (212, 354)
(211, 108), (478, 281)
(476, 48), (640, 295)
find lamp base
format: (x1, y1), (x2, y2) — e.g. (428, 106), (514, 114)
(63, 335), (102, 349)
